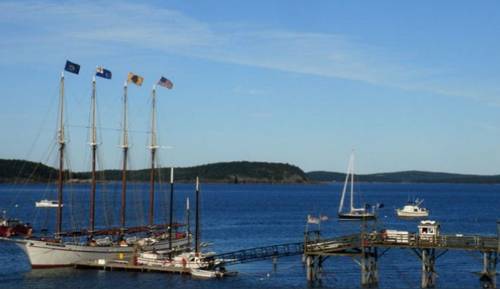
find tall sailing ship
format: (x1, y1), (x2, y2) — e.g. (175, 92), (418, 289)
(0, 62), (188, 268)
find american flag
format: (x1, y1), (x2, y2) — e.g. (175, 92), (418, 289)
(158, 76), (173, 89)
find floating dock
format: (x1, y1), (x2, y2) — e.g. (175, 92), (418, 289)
(74, 260), (190, 274)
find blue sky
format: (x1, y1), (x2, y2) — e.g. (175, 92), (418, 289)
(1, 0), (500, 174)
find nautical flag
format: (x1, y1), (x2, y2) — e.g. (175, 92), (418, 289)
(96, 66), (112, 79)
(64, 60), (80, 74)
(157, 76), (173, 89)
(127, 72), (144, 86)
(307, 215), (320, 224)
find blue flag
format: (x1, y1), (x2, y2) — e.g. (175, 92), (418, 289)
(64, 60), (80, 74)
(96, 67), (112, 79)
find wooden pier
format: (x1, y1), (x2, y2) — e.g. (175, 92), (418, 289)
(303, 225), (500, 288)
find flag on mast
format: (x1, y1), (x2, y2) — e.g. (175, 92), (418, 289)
(127, 72), (144, 86)
(157, 76), (173, 89)
(96, 66), (112, 79)
(64, 60), (80, 74)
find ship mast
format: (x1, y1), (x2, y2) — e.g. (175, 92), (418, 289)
(120, 82), (129, 234)
(56, 72), (65, 239)
(350, 153), (354, 211)
(169, 167), (174, 257)
(89, 76), (97, 238)
(185, 197), (190, 249)
(148, 86), (158, 227)
(195, 177), (200, 255)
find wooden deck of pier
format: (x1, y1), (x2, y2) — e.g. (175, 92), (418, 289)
(303, 230), (500, 288)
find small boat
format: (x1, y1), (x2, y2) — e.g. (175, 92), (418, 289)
(191, 268), (222, 278)
(396, 198), (429, 218)
(35, 199), (62, 208)
(136, 250), (221, 269)
(338, 152), (376, 220)
(0, 211), (32, 237)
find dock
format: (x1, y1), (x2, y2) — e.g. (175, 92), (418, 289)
(201, 221), (500, 289)
(72, 220), (500, 288)
(74, 260), (190, 274)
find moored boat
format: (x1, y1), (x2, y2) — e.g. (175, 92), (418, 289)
(0, 211), (32, 238)
(337, 152), (377, 220)
(190, 268), (223, 278)
(0, 62), (189, 268)
(35, 199), (61, 208)
(396, 198), (429, 218)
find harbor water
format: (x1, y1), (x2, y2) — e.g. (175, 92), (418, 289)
(0, 182), (499, 288)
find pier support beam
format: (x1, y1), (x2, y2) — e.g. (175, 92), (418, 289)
(361, 247), (378, 288)
(421, 248), (437, 288)
(480, 251), (497, 289)
(305, 255), (323, 283)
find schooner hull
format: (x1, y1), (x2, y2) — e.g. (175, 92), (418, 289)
(1, 237), (189, 268)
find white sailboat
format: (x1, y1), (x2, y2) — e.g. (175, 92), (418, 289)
(0, 65), (188, 268)
(338, 152), (376, 220)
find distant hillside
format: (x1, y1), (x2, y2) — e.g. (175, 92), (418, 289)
(3, 159), (500, 184)
(307, 170), (500, 184)
(74, 161), (308, 183)
(0, 159), (308, 184)
(0, 159), (59, 183)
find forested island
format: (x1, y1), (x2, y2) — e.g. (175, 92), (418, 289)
(0, 159), (307, 184)
(1, 158), (500, 184)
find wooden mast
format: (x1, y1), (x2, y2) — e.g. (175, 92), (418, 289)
(89, 76), (97, 238)
(169, 167), (174, 257)
(148, 86), (158, 227)
(120, 82), (129, 234)
(195, 176), (200, 255)
(186, 197), (190, 249)
(56, 72), (65, 239)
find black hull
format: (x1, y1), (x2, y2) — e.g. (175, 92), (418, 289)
(338, 213), (376, 221)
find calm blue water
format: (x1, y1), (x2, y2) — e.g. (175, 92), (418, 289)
(0, 182), (499, 288)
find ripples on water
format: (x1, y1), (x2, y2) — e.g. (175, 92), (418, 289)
(0, 183), (499, 288)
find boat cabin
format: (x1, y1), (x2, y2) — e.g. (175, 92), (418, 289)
(418, 220), (440, 242)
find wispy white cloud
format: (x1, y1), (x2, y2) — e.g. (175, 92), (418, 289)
(1, 1), (498, 104)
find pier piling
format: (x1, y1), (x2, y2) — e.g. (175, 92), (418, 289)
(420, 248), (437, 288)
(480, 251), (497, 289)
(361, 247), (378, 287)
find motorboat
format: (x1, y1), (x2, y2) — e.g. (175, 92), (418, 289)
(190, 268), (222, 278)
(396, 198), (429, 218)
(35, 199), (61, 208)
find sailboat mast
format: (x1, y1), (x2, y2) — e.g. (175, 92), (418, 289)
(56, 72), (65, 239)
(120, 82), (129, 232)
(186, 197), (190, 249)
(148, 86), (158, 227)
(339, 155), (351, 214)
(169, 167), (174, 257)
(350, 154), (354, 211)
(195, 177), (200, 255)
(89, 76), (97, 237)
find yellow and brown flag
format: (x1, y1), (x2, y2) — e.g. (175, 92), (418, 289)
(127, 72), (144, 86)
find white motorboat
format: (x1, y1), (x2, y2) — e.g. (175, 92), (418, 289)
(191, 268), (222, 278)
(396, 198), (429, 218)
(35, 199), (61, 208)
(136, 250), (221, 269)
